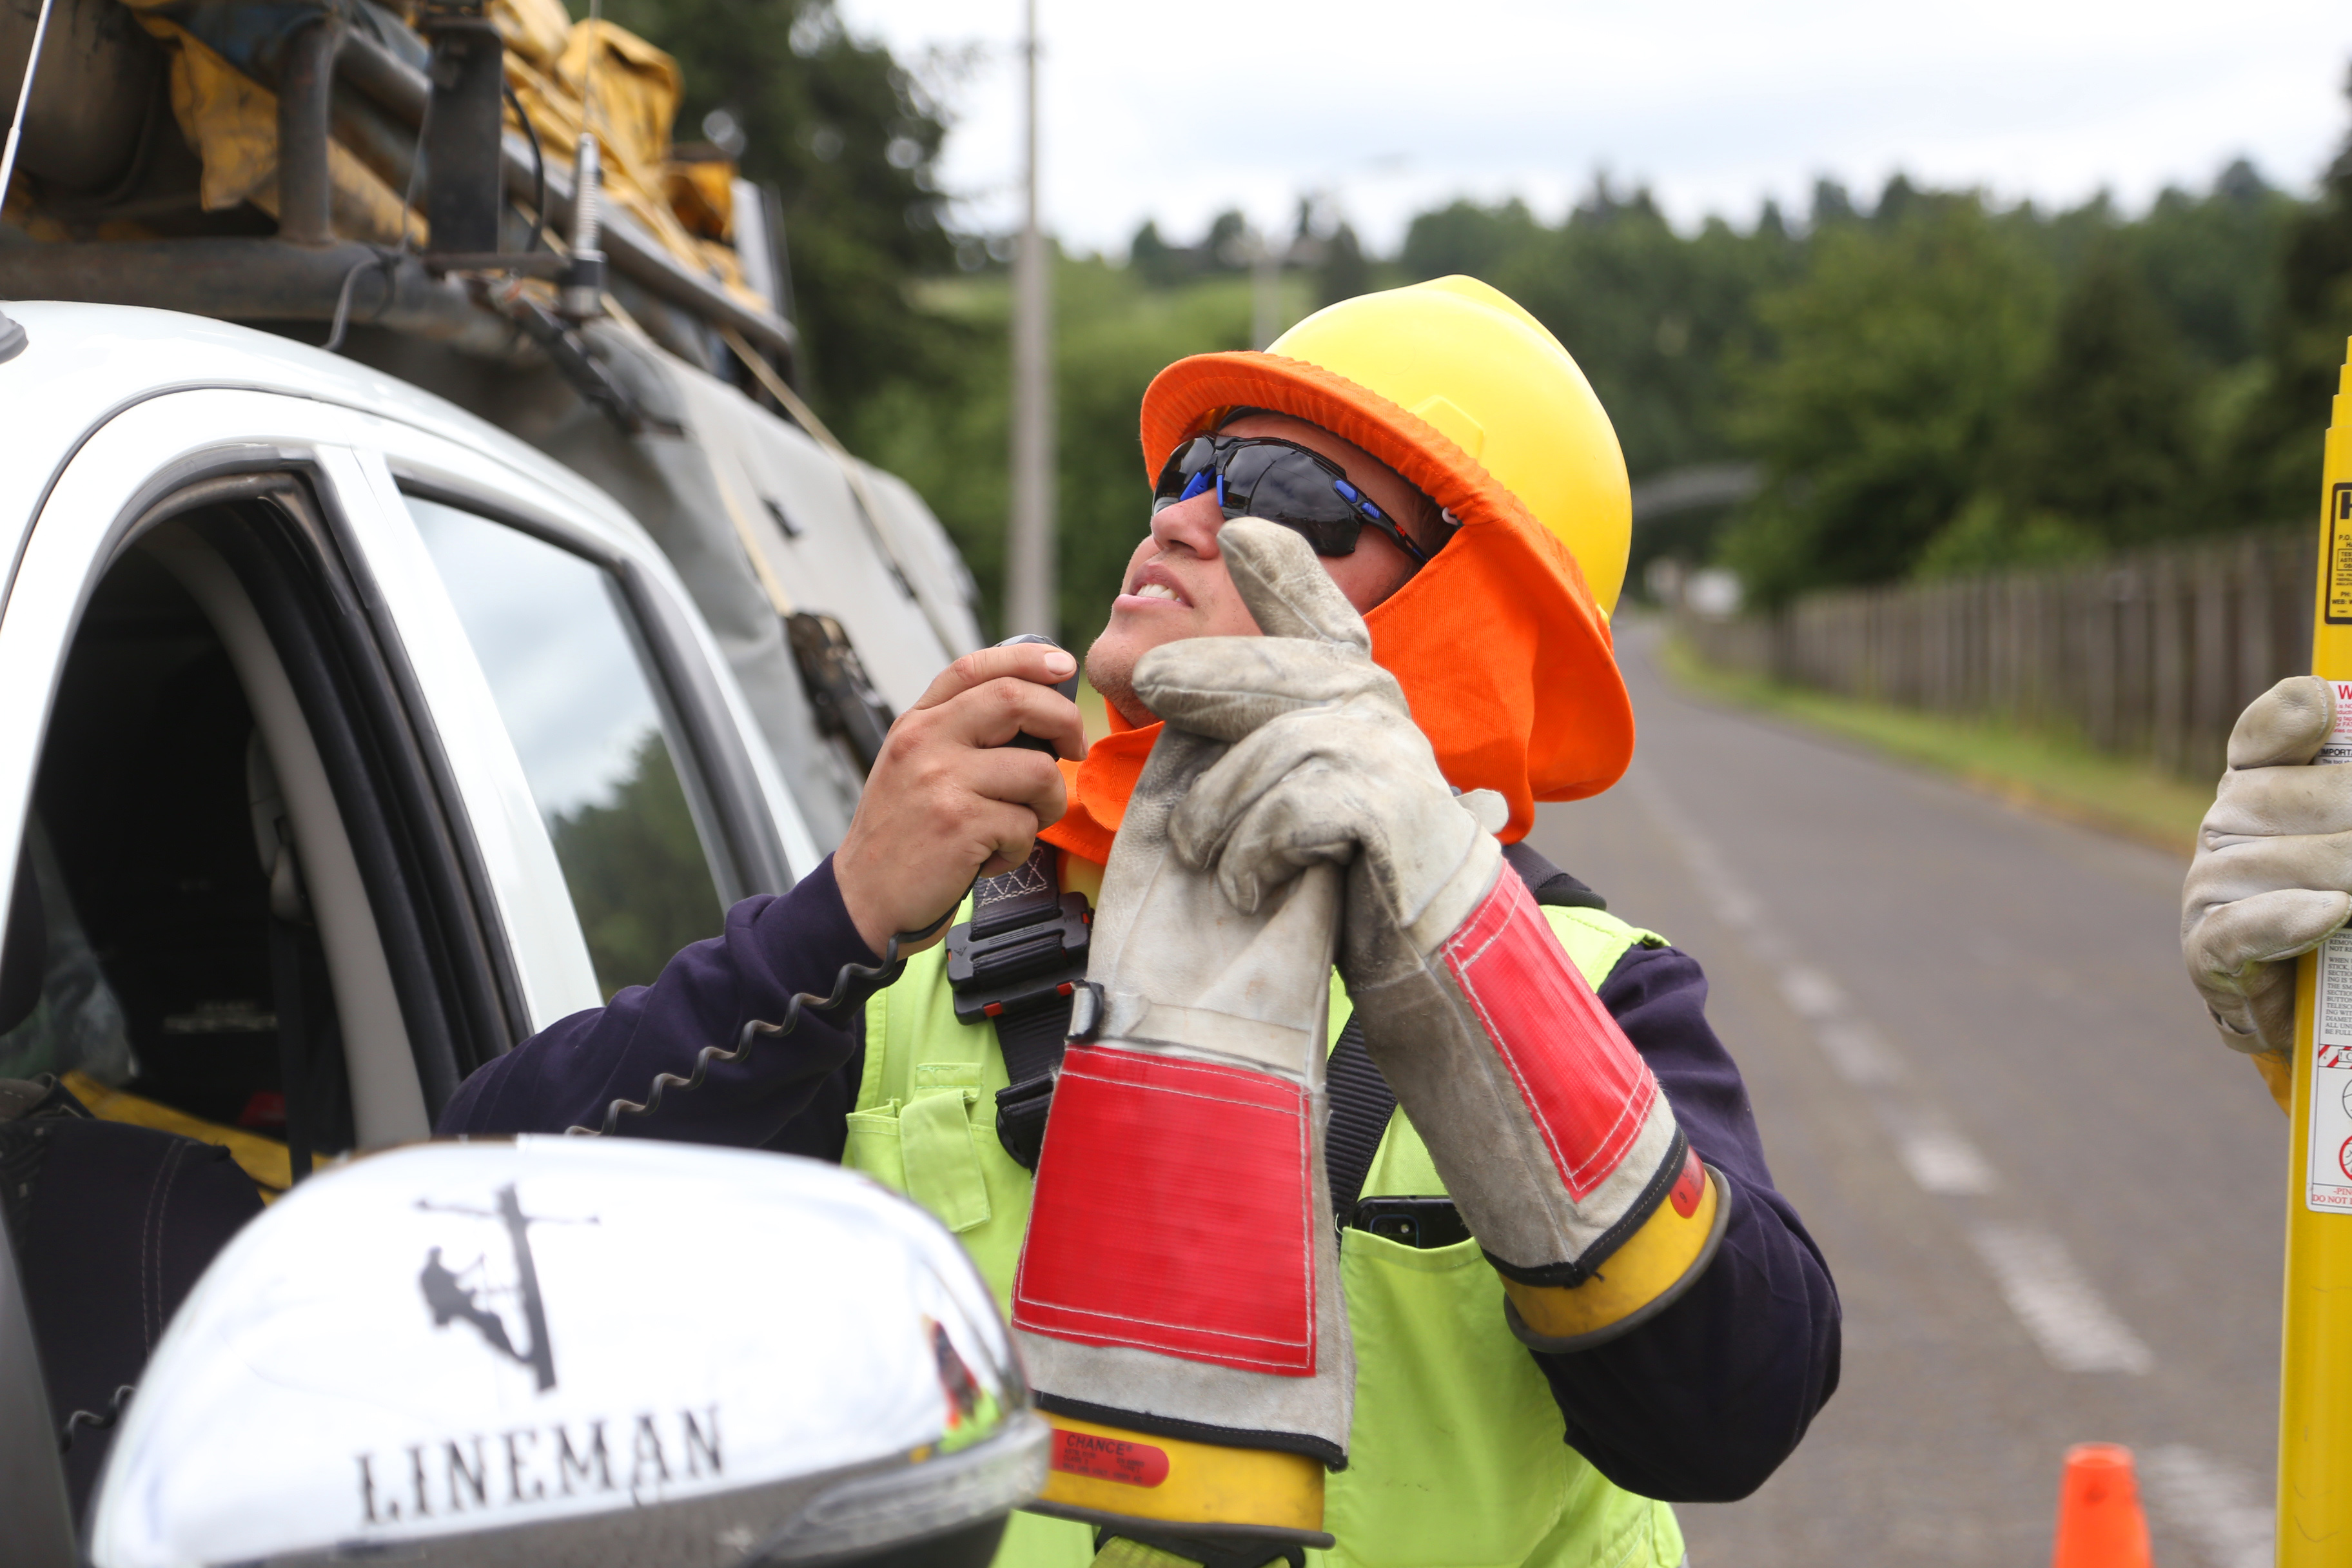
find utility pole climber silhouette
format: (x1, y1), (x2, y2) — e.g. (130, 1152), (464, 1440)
(416, 1184), (595, 1392)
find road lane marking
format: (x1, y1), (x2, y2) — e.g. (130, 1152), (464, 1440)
(1779, 966), (1845, 1020)
(1968, 1224), (2153, 1374)
(1814, 1018), (1904, 1084)
(1885, 1113), (1997, 1195)
(2141, 1445), (2273, 1568)
(1625, 765), (2157, 1370)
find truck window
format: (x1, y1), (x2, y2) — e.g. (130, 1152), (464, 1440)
(0, 476), (525, 1189)
(406, 498), (726, 997)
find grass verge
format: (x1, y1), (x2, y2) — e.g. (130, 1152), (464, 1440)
(1655, 634), (2211, 856)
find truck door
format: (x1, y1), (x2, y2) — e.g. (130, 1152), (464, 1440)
(0, 397), (533, 1514)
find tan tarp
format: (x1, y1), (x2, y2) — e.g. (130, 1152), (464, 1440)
(138, 16), (424, 246)
(57, 0), (766, 309)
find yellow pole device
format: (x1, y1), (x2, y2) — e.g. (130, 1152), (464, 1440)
(2279, 336), (2352, 1564)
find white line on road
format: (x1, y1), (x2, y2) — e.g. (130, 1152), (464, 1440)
(1628, 766), (2156, 1372)
(1968, 1224), (2154, 1374)
(1814, 1018), (1905, 1084)
(1886, 1113), (1998, 1195)
(1778, 965), (1845, 1020)
(2141, 1445), (2273, 1568)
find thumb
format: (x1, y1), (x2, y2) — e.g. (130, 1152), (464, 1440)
(1220, 519), (1373, 653)
(2188, 887), (2352, 983)
(2231, 676), (2336, 770)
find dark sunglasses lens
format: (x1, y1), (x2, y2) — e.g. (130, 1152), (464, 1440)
(1154, 436), (1218, 500)
(1215, 442), (1282, 503)
(1237, 451), (1362, 554)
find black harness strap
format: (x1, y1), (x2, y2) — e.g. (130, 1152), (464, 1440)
(945, 841), (1092, 1171)
(1322, 1017), (1393, 1224)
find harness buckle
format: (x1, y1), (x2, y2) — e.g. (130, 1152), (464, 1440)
(945, 892), (1092, 1026)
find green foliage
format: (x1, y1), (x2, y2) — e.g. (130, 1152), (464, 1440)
(548, 732), (723, 997)
(1989, 244), (2202, 547)
(1317, 223), (1370, 308)
(1720, 201), (2053, 603)
(859, 259), (1264, 647)
(2214, 75), (2352, 530)
(1475, 190), (1799, 479)
(593, 0), (959, 414)
(1714, 158), (2321, 600)
(2125, 160), (2298, 371)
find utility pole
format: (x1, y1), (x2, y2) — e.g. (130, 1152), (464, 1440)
(1005, 0), (1055, 638)
(1250, 224), (1281, 351)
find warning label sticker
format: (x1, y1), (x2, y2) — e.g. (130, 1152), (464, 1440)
(2328, 484), (2352, 624)
(1050, 1429), (1170, 1487)
(2309, 930), (2352, 1211)
(2316, 680), (2352, 767)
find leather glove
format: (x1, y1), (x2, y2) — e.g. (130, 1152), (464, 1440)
(2183, 676), (2352, 1081)
(1135, 521), (1723, 1353)
(1011, 682), (1349, 1547)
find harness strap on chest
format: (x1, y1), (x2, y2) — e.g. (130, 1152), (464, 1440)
(947, 839), (1610, 1184)
(946, 841), (1093, 1170)
(1323, 1017), (1389, 1223)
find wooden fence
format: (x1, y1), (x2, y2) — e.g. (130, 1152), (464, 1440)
(1678, 530), (2315, 781)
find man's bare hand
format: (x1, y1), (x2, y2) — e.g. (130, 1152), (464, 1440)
(834, 642), (1086, 956)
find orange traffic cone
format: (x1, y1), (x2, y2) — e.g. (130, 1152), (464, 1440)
(2052, 1443), (2153, 1567)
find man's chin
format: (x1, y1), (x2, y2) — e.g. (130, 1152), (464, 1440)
(1083, 630), (1157, 730)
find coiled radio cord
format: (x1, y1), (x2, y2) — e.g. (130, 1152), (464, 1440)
(564, 905), (957, 1137)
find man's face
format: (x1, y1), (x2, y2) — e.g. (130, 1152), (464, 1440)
(1085, 413), (1430, 726)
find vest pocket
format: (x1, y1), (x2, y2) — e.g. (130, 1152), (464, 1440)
(1325, 1231), (1573, 1568)
(899, 1090), (994, 1233)
(842, 1101), (905, 1190)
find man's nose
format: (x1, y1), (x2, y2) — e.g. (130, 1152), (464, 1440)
(1148, 491), (1226, 556)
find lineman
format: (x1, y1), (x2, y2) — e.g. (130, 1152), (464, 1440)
(443, 277), (1840, 1567)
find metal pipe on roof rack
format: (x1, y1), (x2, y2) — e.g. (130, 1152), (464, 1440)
(275, 14), (343, 247)
(333, 30), (799, 373)
(0, 240), (519, 357)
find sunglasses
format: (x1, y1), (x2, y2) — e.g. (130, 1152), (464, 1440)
(1151, 435), (1435, 564)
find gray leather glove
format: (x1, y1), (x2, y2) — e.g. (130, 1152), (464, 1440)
(2183, 676), (2352, 1057)
(1012, 594), (1350, 1543)
(1136, 522), (1720, 1350)
(1130, 520), (1506, 950)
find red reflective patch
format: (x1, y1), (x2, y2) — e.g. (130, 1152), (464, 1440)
(1052, 1428), (1170, 1487)
(1441, 875), (1656, 1199)
(1013, 1045), (1315, 1375)
(1669, 1148), (1705, 1218)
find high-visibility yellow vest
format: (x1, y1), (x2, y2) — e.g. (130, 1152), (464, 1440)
(847, 899), (1684, 1568)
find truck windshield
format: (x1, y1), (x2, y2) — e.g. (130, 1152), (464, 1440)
(406, 498), (724, 997)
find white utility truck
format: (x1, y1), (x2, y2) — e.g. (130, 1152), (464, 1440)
(0, 0), (1035, 1554)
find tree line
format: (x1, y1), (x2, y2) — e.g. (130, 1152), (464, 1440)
(593, 0), (2352, 628)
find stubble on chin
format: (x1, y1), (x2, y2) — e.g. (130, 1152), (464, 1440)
(1083, 635), (1155, 729)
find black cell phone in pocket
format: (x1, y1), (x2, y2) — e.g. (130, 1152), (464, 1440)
(1348, 1196), (1471, 1250)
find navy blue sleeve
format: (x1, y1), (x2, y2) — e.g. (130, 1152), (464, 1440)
(1529, 943), (1841, 1504)
(437, 854), (877, 1154)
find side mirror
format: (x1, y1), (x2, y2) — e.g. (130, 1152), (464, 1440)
(85, 1138), (1046, 1566)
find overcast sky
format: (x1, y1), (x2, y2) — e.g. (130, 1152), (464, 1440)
(834, 0), (2352, 257)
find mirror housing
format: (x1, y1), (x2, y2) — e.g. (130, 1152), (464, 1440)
(86, 1137), (1046, 1566)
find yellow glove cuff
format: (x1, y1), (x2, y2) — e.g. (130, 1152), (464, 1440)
(1030, 1413), (1332, 1547)
(1501, 1164), (1728, 1353)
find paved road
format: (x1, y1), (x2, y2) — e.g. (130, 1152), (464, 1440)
(1525, 622), (2286, 1567)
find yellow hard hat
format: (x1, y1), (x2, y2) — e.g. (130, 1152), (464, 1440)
(1139, 275), (1633, 613)
(1136, 276), (1640, 827)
